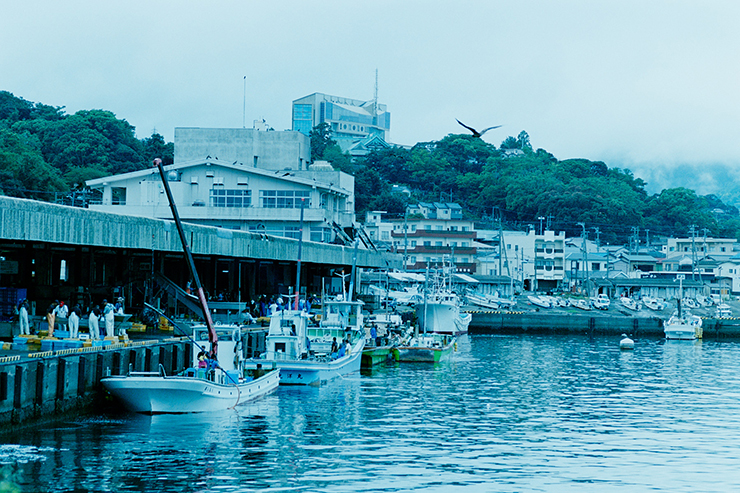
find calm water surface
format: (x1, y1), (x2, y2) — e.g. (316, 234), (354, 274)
(3, 334), (740, 492)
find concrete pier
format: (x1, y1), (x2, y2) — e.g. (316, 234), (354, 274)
(469, 310), (740, 339)
(0, 338), (191, 431)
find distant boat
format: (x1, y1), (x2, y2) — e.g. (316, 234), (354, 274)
(619, 297), (640, 311)
(396, 333), (455, 363)
(643, 297), (665, 311)
(466, 293), (500, 310)
(715, 304), (732, 318)
(572, 298), (592, 311)
(664, 308), (703, 340)
(528, 295), (552, 309)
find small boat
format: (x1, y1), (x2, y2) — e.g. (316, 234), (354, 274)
(396, 332), (455, 363)
(416, 266), (471, 337)
(682, 298), (699, 309)
(528, 295), (552, 309)
(619, 297), (640, 311)
(664, 310), (703, 340)
(245, 297), (365, 385)
(619, 333), (634, 350)
(643, 297), (665, 311)
(572, 298), (592, 311)
(466, 293), (499, 310)
(715, 304), (732, 318)
(102, 324), (280, 413)
(362, 312), (403, 368)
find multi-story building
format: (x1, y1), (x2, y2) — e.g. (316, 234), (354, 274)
(389, 203), (477, 273)
(363, 211), (394, 249)
(662, 237), (737, 256)
(292, 92), (391, 156)
(86, 128), (355, 243)
(495, 229), (565, 291)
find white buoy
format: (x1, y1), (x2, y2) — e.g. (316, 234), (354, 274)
(620, 333), (634, 350)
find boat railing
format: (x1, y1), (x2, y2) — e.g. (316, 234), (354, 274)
(127, 363), (168, 378)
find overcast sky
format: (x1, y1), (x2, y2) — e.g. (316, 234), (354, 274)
(3, 1), (739, 194)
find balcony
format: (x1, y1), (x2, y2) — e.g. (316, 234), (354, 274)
(391, 230), (476, 239)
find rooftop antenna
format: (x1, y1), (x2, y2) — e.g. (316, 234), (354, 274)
(373, 69), (378, 125)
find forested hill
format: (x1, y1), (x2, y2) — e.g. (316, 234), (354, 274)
(0, 91), (172, 201)
(2, 90), (739, 245)
(311, 125), (740, 245)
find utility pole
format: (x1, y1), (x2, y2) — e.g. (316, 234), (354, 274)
(403, 208), (408, 271)
(690, 224), (697, 281)
(538, 216), (545, 235)
(593, 227), (601, 252)
(578, 222), (589, 296)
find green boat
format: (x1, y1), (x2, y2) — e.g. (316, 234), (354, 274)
(361, 345), (397, 368)
(396, 333), (455, 363)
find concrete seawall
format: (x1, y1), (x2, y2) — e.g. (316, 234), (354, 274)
(0, 338), (190, 431)
(469, 311), (740, 339)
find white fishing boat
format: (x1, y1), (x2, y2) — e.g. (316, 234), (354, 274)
(572, 298), (592, 311)
(415, 263), (471, 336)
(528, 295), (552, 309)
(102, 324), (280, 413)
(664, 310), (703, 340)
(715, 303), (732, 318)
(245, 297), (365, 385)
(466, 293), (500, 310)
(416, 290), (471, 336)
(102, 159), (280, 413)
(643, 297), (665, 311)
(619, 296), (640, 311)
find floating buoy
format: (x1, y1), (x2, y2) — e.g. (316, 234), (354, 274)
(620, 333), (634, 350)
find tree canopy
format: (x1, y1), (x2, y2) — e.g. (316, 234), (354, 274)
(2, 90), (738, 245)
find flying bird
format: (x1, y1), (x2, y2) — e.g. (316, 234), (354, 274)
(456, 119), (502, 138)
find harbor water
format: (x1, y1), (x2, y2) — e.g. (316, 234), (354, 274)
(4, 334), (740, 492)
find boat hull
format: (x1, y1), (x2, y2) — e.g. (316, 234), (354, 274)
(416, 303), (471, 336)
(396, 342), (453, 363)
(267, 338), (365, 385)
(361, 346), (396, 368)
(101, 369), (280, 414)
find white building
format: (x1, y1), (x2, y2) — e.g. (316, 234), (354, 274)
(86, 128), (355, 243)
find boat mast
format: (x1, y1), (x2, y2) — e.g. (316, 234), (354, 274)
(155, 158), (218, 358)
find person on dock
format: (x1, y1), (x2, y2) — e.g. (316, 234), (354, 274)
(54, 300), (69, 332)
(68, 305), (80, 339)
(89, 305), (101, 340)
(102, 299), (115, 338)
(46, 301), (57, 337)
(18, 299), (30, 336)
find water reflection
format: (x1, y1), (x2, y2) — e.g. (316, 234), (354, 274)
(3, 335), (740, 491)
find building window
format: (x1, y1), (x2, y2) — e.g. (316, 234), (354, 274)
(260, 190), (311, 208)
(411, 240), (417, 247)
(381, 231), (389, 240)
(211, 189), (251, 207)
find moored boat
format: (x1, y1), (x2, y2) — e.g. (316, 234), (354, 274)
(102, 324), (280, 413)
(664, 311), (703, 340)
(245, 297), (365, 385)
(396, 333), (455, 363)
(102, 158), (280, 413)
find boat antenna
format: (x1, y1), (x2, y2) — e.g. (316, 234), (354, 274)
(154, 158), (218, 359)
(294, 198), (305, 310)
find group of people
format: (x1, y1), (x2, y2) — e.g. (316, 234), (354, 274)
(20, 297), (124, 339)
(237, 295), (320, 324)
(329, 336), (351, 359)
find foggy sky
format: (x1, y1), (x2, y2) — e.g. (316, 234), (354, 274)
(3, 1), (739, 194)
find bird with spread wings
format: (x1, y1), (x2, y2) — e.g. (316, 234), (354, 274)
(456, 119), (502, 138)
